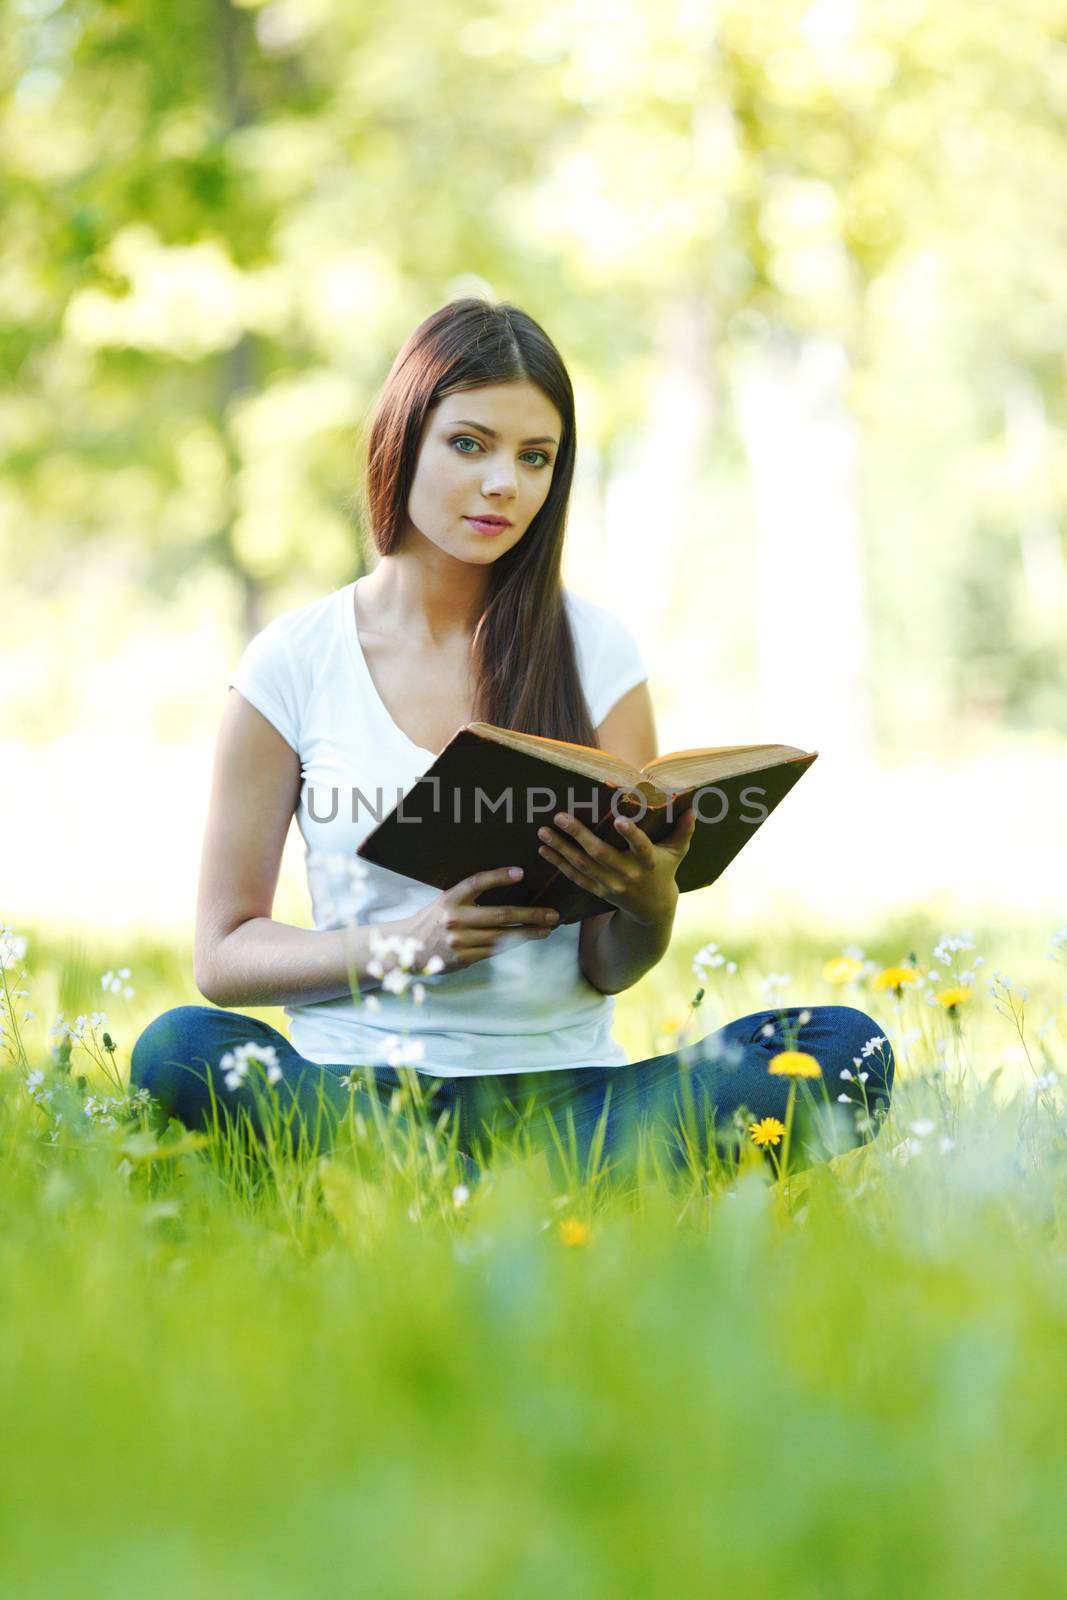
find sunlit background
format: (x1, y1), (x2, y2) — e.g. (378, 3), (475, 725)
(2, 0), (1064, 957)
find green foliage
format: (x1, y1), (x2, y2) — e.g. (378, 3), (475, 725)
(3, 0), (1066, 740)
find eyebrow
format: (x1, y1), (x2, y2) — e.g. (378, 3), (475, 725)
(450, 420), (559, 447)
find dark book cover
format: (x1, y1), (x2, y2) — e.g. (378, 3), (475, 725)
(355, 727), (818, 921)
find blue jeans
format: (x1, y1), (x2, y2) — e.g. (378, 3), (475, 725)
(130, 1003), (894, 1183)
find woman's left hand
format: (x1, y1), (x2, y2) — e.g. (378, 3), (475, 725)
(536, 806), (697, 927)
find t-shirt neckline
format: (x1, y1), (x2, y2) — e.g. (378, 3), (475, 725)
(341, 578), (438, 761)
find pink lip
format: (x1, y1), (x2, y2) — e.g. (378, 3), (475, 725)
(465, 516), (511, 536)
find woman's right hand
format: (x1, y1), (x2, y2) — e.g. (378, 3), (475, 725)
(398, 867), (560, 974)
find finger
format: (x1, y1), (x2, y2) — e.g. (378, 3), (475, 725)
(537, 834), (604, 881)
(539, 824), (619, 880)
(452, 866), (525, 903)
(460, 946), (496, 964)
(494, 926), (555, 948)
(548, 813), (620, 869)
(453, 903), (560, 927)
(668, 807), (698, 851)
(450, 917), (555, 945)
(610, 814), (655, 857)
(537, 841), (609, 898)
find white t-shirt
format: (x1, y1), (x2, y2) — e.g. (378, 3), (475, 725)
(227, 576), (650, 1076)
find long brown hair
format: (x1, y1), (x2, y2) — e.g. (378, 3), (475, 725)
(359, 298), (599, 748)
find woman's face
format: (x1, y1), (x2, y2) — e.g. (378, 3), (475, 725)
(404, 381), (563, 566)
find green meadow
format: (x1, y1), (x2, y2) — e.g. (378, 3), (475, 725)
(3, 914), (1065, 1599)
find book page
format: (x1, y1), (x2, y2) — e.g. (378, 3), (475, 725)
(643, 744), (814, 787)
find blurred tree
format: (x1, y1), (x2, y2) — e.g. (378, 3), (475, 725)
(1, 0), (1064, 752)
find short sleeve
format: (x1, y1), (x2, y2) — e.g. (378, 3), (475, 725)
(228, 617), (303, 755)
(585, 609), (650, 727)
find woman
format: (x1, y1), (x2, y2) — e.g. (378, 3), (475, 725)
(131, 297), (894, 1181)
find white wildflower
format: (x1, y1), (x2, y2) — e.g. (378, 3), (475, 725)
(761, 972), (792, 999)
(383, 1034), (426, 1070)
(452, 1184), (470, 1209)
(692, 942), (727, 981)
(1028, 1072), (1058, 1101)
(0, 927), (27, 968)
(218, 1041), (281, 1092)
(908, 1119), (935, 1138)
(100, 968), (134, 999)
(933, 931), (975, 966)
(837, 1093), (852, 1104)
(840, 1068), (853, 1081)
(422, 955), (446, 977)
(83, 1094), (121, 1129)
(369, 929), (425, 973)
(860, 1034), (888, 1058)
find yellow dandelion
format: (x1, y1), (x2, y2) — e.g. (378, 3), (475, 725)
(559, 1218), (591, 1247)
(935, 986), (973, 1009)
(768, 1050), (823, 1079)
(749, 1116), (786, 1148)
(871, 965), (923, 993)
(823, 955), (864, 985)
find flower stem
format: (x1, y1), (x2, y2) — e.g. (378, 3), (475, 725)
(779, 1079), (798, 1191)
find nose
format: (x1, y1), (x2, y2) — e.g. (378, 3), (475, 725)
(482, 461), (518, 497)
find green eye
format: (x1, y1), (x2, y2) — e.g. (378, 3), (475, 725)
(450, 435), (552, 468)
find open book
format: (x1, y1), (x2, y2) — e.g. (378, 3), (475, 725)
(355, 722), (818, 922)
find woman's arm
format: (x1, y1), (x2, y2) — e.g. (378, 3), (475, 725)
(578, 899), (677, 997)
(577, 680), (680, 996)
(194, 692), (399, 1008)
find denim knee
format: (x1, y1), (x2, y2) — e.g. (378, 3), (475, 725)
(129, 1005), (219, 1100)
(824, 1005), (895, 1093)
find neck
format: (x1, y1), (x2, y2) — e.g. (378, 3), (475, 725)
(360, 552), (492, 646)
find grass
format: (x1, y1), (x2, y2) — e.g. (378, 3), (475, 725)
(1, 913), (1066, 1598)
